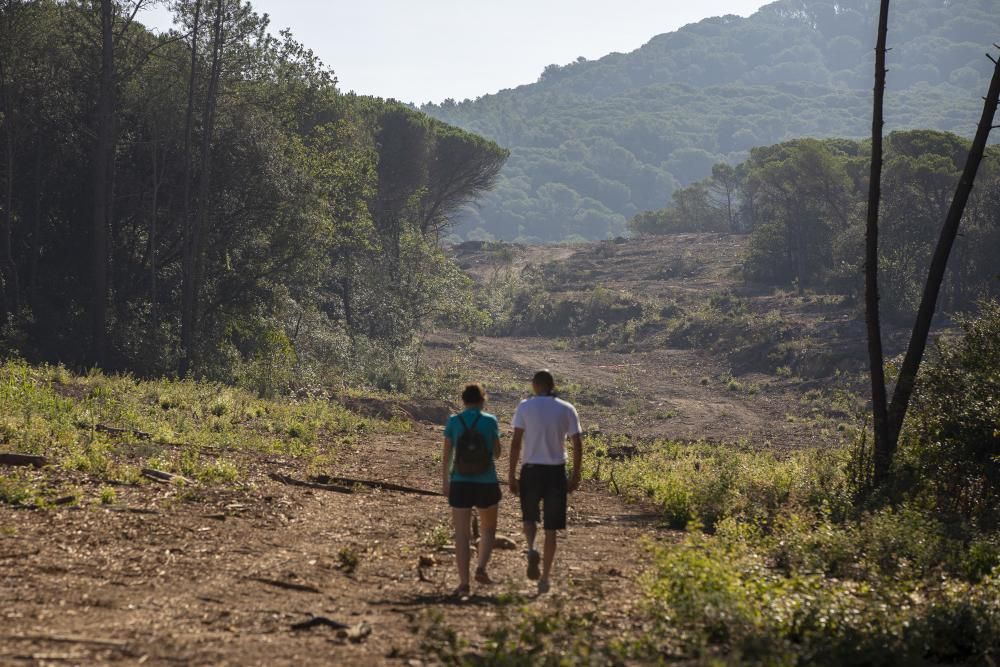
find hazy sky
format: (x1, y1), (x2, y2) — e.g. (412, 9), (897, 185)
(141, 1), (770, 104)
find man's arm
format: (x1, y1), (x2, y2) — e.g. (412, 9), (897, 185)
(508, 428), (524, 495)
(493, 437), (503, 460)
(441, 437), (452, 496)
(568, 433), (583, 493)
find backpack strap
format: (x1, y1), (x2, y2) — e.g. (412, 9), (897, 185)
(456, 413), (481, 433)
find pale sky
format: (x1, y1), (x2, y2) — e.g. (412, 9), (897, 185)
(141, 1), (770, 104)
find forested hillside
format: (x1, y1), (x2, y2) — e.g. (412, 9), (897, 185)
(422, 0), (999, 242)
(0, 0), (506, 382)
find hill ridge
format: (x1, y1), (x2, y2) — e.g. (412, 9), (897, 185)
(423, 0), (999, 242)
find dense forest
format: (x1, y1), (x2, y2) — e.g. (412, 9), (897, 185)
(630, 130), (1000, 322)
(0, 0), (507, 383)
(423, 0), (999, 242)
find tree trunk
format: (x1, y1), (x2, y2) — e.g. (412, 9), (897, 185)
(181, 0), (224, 376)
(178, 0), (202, 376)
(0, 5), (20, 323)
(1, 76), (14, 321)
(28, 140), (41, 304)
(342, 252), (354, 331)
(867, 0), (891, 485)
(90, 0), (116, 367)
(884, 52), (1000, 452)
(149, 117), (160, 334)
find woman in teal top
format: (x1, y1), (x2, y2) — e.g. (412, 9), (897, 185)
(442, 384), (502, 597)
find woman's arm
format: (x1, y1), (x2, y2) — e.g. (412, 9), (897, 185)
(441, 437), (452, 496)
(493, 437), (503, 460)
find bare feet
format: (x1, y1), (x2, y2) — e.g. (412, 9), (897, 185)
(474, 568), (493, 585)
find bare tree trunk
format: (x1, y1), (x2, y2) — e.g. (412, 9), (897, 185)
(0, 3), (20, 323)
(178, 0), (202, 376)
(884, 51), (1000, 452)
(181, 0), (223, 376)
(342, 252), (354, 331)
(149, 117), (160, 334)
(867, 0), (891, 485)
(725, 188), (735, 233)
(90, 0), (115, 367)
(29, 140), (41, 304)
(1, 73), (14, 321)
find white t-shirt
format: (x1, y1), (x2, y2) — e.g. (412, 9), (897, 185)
(511, 395), (582, 465)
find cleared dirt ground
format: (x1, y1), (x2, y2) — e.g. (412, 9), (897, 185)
(2, 426), (660, 665)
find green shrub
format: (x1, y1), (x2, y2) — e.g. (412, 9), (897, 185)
(644, 510), (1000, 665)
(898, 300), (1000, 526)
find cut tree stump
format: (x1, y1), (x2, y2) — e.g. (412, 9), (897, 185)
(0, 453), (47, 468)
(494, 535), (517, 550)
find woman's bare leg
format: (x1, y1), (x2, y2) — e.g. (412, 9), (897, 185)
(475, 504), (498, 577)
(452, 507), (472, 590)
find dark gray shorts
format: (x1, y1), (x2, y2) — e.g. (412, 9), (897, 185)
(448, 481), (501, 509)
(519, 464), (567, 530)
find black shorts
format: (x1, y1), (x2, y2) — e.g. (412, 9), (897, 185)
(519, 464), (568, 530)
(448, 481), (501, 509)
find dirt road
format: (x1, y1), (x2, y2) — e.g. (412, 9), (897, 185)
(1, 425), (658, 665)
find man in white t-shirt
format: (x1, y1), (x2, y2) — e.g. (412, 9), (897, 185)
(508, 369), (583, 594)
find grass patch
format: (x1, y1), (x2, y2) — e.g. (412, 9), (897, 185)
(0, 359), (406, 500)
(584, 437), (850, 531)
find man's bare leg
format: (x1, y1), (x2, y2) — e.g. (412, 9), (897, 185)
(523, 520), (541, 580)
(538, 529), (558, 593)
(523, 520), (537, 552)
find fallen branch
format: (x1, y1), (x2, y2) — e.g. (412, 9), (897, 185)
(2, 634), (128, 648)
(268, 472), (353, 494)
(312, 474), (439, 497)
(141, 468), (193, 485)
(108, 506), (158, 515)
(290, 616), (349, 631)
(248, 577), (322, 594)
(95, 424), (152, 440)
(0, 453), (47, 468)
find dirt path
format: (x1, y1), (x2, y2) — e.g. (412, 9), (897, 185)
(432, 233), (861, 449)
(1, 425), (659, 665)
(423, 332), (848, 448)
